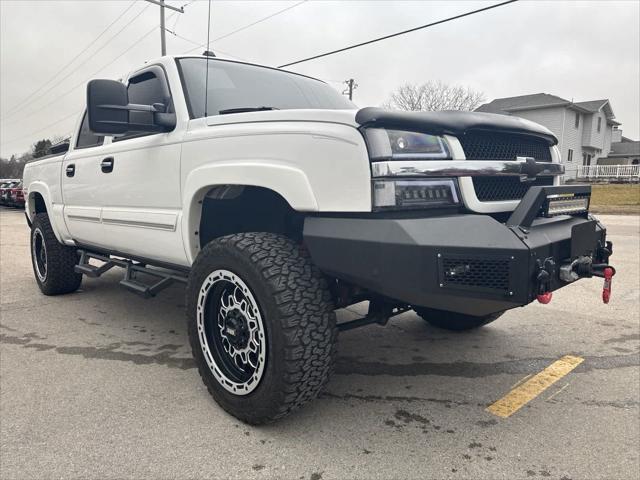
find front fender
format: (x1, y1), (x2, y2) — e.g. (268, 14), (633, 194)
(181, 161), (318, 264)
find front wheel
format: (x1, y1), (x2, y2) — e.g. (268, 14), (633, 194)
(186, 232), (337, 424)
(414, 306), (503, 331)
(30, 213), (82, 295)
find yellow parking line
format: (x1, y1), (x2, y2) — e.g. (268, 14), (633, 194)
(486, 355), (584, 418)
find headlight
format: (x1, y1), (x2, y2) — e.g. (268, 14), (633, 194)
(364, 128), (450, 160)
(372, 178), (460, 210)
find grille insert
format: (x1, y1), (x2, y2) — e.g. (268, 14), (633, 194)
(473, 176), (555, 202)
(439, 255), (511, 293)
(459, 132), (552, 162)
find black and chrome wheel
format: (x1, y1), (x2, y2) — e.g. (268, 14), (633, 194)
(414, 306), (503, 331)
(187, 232), (337, 424)
(32, 226), (48, 283)
(30, 213), (82, 295)
(197, 269), (266, 395)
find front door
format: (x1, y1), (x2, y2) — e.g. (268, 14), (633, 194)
(92, 65), (187, 267)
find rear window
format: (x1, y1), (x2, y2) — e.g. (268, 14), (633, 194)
(76, 112), (104, 149)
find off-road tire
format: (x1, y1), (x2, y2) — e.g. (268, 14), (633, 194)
(186, 232), (337, 424)
(414, 306), (503, 331)
(30, 213), (82, 295)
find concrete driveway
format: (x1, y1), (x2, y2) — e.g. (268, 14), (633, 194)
(1, 208), (638, 480)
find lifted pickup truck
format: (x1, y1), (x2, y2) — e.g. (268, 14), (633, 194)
(23, 54), (615, 424)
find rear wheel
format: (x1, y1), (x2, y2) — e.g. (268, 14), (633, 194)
(414, 306), (503, 331)
(30, 213), (82, 295)
(187, 232), (337, 424)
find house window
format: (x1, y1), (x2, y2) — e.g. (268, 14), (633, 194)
(574, 112), (580, 129)
(597, 117), (602, 133)
(567, 149), (573, 162)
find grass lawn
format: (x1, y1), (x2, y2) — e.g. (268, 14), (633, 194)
(589, 184), (640, 214)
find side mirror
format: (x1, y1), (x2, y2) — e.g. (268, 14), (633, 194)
(87, 79), (129, 135)
(86, 79), (176, 135)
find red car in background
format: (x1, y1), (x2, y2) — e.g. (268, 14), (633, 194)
(9, 181), (25, 208)
(0, 180), (24, 208)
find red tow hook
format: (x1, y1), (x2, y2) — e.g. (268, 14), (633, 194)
(602, 267), (615, 304)
(537, 292), (553, 304)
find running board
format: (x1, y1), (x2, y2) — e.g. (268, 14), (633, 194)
(75, 250), (188, 298)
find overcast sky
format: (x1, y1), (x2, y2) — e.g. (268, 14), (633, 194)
(1, 0), (638, 157)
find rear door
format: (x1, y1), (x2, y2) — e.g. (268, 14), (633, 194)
(61, 113), (107, 245)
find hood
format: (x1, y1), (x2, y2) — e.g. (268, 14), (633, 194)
(355, 107), (558, 145)
(205, 108), (359, 128)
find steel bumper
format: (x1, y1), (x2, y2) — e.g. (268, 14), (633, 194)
(303, 186), (611, 317)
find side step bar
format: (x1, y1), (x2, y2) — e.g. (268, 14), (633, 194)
(74, 250), (188, 298)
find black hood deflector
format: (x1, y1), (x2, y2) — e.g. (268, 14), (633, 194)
(355, 107), (558, 146)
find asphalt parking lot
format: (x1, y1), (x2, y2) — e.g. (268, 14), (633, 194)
(1, 207), (639, 480)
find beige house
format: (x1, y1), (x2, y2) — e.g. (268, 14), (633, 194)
(599, 135), (640, 166)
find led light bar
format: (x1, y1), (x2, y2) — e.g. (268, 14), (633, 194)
(544, 194), (590, 217)
(373, 178), (460, 210)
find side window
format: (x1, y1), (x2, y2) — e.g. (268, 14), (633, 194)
(76, 112), (104, 149)
(574, 112), (579, 129)
(597, 117), (602, 133)
(114, 67), (172, 142)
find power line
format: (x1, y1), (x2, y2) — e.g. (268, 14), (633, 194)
(2, 4), (191, 150)
(278, 0), (519, 68)
(4, 22), (161, 130)
(2, 2), (151, 122)
(1, 0), (139, 118)
(0, 110), (81, 147)
(0, 16), (177, 148)
(182, 0), (308, 55)
(165, 28), (251, 62)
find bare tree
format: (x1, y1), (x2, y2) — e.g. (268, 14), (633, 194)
(384, 81), (485, 112)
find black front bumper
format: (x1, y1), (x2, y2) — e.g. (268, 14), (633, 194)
(303, 187), (611, 317)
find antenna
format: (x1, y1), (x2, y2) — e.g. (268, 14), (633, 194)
(204, 0), (212, 117)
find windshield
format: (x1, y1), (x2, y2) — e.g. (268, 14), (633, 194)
(176, 57), (355, 118)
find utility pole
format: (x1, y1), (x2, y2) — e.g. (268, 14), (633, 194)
(144, 0), (184, 56)
(343, 79), (358, 101)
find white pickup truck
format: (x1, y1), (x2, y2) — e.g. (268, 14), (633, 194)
(23, 53), (615, 424)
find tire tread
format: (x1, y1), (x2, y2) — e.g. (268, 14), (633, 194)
(187, 232), (337, 424)
(31, 213), (82, 295)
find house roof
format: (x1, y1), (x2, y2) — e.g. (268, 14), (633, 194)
(476, 93), (570, 114)
(610, 141), (640, 156)
(572, 99), (607, 112)
(476, 94), (616, 118)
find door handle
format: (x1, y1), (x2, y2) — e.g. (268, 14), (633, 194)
(101, 157), (114, 173)
(66, 164), (75, 177)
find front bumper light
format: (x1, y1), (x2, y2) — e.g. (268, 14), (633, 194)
(364, 128), (450, 160)
(373, 178), (460, 210)
(544, 194), (590, 217)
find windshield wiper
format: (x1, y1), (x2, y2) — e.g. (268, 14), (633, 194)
(218, 106), (279, 115)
